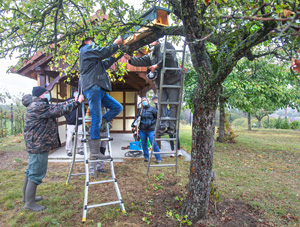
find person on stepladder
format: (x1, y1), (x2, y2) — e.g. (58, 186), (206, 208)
(131, 97), (162, 163)
(124, 39), (182, 135)
(79, 36), (123, 160)
(64, 88), (85, 157)
(22, 86), (84, 211)
(152, 96), (182, 157)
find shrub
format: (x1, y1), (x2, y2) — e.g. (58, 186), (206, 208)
(232, 118), (248, 127)
(290, 120), (300, 130)
(216, 113), (238, 143)
(232, 118), (259, 128)
(281, 119), (290, 129)
(268, 118), (278, 128)
(274, 117), (283, 129)
(262, 116), (270, 128)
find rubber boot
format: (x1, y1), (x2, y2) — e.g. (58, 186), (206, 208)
(24, 181), (46, 212)
(22, 176), (43, 203)
(88, 139), (111, 160)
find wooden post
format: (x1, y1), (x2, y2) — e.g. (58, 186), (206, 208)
(35, 67), (46, 87)
(11, 103), (13, 136)
(22, 114), (25, 133)
(0, 108), (2, 137)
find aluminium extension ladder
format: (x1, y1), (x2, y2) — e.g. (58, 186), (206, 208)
(66, 98), (126, 222)
(146, 36), (187, 175)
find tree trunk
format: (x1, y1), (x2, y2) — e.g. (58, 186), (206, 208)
(218, 95), (225, 142)
(183, 86), (220, 222)
(247, 113), (251, 131)
(285, 108), (288, 119)
(258, 119), (261, 128)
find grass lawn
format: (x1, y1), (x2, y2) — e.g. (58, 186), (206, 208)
(0, 127), (299, 226)
(179, 125), (300, 226)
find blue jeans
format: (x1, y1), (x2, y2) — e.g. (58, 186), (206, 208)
(139, 130), (161, 160)
(84, 85), (123, 140)
(25, 152), (49, 185)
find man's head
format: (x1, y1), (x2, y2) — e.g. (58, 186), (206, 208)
(79, 37), (95, 50)
(84, 37), (94, 45)
(152, 96), (158, 103)
(32, 86), (50, 100)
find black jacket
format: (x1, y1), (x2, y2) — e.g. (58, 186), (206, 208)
(131, 105), (157, 132)
(129, 41), (181, 88)
(64, 96), (84, 125)
(79, 42), (119, 92)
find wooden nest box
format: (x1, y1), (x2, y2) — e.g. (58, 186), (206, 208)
(124, 6), (171, 45)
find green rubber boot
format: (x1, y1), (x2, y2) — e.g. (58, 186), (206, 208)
(24, 181), (46, 212)
(22, 176), (43, 203)
(88, 139), (111, 160)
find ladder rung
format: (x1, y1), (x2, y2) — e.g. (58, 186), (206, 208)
(161, 85), (182, 89)
(155, 138), (177, 141)
(152, 151), (176, 155)
(89, 179), (115, 185)
(166, 49), (184, 53)
(87, 200), (121, 209)
(71, 173), (85, 176)
(149, 164), (176, 167)
(160, 117), (177, 121)
(83, 119), (92, 122)
(160, 101), (180, 105)
(78, 117), (91, 121)
(100, 137), (113, 141)
(77, 135), (113, 141)
(77, 132), (91, 136)
(88, 158), (112, 163)
(162, 67), (184, 71)
(75, 160), (85, 163)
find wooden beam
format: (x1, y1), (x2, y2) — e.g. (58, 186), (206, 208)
(124, 27), (165, 54)
(46, 74), (68, 91)
(17, 54), (53, 78)
(35, 67), (46, 87)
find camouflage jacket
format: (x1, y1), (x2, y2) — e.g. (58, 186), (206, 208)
(22, 94), (80, 154)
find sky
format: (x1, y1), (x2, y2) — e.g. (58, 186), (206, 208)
(0, 58), (37, 98)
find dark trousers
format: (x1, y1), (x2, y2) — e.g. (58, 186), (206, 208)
(169, 134), (180, 150)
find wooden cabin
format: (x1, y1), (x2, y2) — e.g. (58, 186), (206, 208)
(13, 48), (156, 146)
(13, 6), (172, 147)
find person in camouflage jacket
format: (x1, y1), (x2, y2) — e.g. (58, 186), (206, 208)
(21, 86), (84, 212)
